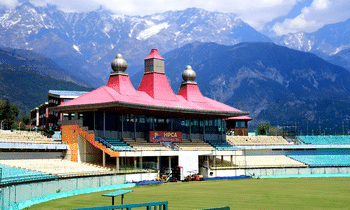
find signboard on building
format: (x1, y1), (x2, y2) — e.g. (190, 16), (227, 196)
(150, 131), (182, 142)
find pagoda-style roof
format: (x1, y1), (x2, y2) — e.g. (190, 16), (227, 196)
(52, 49), (249, 118)
(144, 49), (165, 60)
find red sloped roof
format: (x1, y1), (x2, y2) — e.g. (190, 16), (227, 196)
(177, 83), (205, 102)
(56, 49), (249, 117)
(106, 74), (139, 96)
(137, 72), (179, 101)
(58, 83), (245, 115)
(144, 49), (165, 60)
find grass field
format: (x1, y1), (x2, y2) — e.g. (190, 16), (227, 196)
(26, 177), (350, 210)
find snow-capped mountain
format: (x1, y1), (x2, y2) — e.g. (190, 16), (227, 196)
(160, 42), (350, 134)
(0, 3), (271, 87)
(273, 17), (350, 72)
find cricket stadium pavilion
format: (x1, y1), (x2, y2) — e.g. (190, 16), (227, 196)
(52, 49), (249, 179)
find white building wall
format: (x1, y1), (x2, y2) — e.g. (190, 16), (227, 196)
(126, 173), (158, 182)
(178, 151), (199, 179)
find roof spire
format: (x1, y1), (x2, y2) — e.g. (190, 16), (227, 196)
(182, 65), (197, 84)
(111, 53), (128, 75)
(144, 49), (165, 74)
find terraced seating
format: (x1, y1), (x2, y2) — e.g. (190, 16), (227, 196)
(206, 139), (236, 150)
(231, 155), (306, 168)
(286, 149), (350, 167)
(122, 138), (170, 151)
(51, 131), (61, 139)
(0, 159), (114, 176)
(0, 164), (57, 184)
(96, 137), (134, 151)
(0, 130), (60, 144)
(174, 139), (214, 151)
(226, 136), (290, 145)
(298, 135), (350, 145)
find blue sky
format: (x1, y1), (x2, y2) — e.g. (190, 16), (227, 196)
(1, 0), (349, 36)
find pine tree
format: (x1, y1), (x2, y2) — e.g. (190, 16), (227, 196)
(0, 99), (19, 130)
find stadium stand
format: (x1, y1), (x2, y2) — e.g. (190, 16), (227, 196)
(0, 164), (58, 184)
(174, 139), (214, 150)
(96, 137), (134, 151)
(226, 136), (290, 145)
(286, 149), (350, 167)
(0, 159), (115, 176)
(298, 135), (350, 145)
(206, 139), (236, 150)
(0, 130), (60, 144)
(232, 155), (306, 168)
(122, 138), (170, 151)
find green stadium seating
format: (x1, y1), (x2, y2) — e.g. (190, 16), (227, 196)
(206, 139), (236, 150)
(96, 137), (134, 151)
(0, 164), (58, 184)
(286, 149), (350, 167)
(298, 135), (350, 145)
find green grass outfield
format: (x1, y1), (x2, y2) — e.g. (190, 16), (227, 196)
(26, 177), (350, 210)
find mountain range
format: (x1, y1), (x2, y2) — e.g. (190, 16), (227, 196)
(1, 3), (350, 133)
(131, 42), (350, 134)
(274, 18), (350, 72)
(0, 47), (92, 115)
(0, 3), (271, 87)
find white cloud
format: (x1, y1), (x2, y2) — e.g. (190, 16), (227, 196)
(271, 0), (350, 36)
(0, 0), (19, 9)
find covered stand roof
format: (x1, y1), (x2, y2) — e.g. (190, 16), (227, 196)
(48, 90), (89, 98)
(227, 116), (253, 121)
(53, 49), (249, 118)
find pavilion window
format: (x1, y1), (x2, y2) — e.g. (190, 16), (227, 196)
(105, 113), (116, 131)
(236, 121), (246, 128)
(82, 112), (94, 130)
(130, 114), (135, 132)
(154, 118), (167, 131)
(199, 119), (204, 134)
(172, 118), (182, 132)
(117, 115), (122, 132)
(69, 113), (76, 120)
(146, 116), (154, 130)
(123, 114), (132, 132)
(222, 120), (227, 132)
(137, 115), (147, 132)
(180, 118), (189, 134)
(166, 118), (171, 131)
(63, 113), (69, 121)
(191, 118), (200, 134)
(95, 112), (103, 130)
(205, 119), (217, 134)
